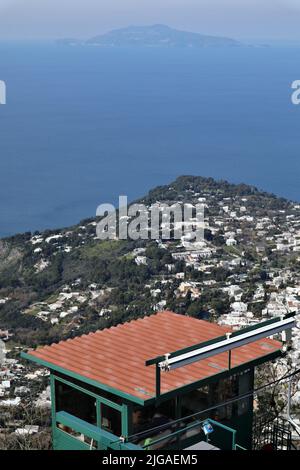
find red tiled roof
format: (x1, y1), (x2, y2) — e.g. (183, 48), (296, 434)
(26, 311), (282, 401)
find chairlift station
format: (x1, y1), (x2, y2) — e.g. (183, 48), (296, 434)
(22, 310), (295, 450)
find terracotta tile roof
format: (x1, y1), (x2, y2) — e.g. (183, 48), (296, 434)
(26, 311), (282, 401)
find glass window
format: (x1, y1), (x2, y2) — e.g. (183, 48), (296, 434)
(101, 403), (122, 436)
(179, 386), (211, 443)
(131, 399), (177, 449)
(55, 380), (97, 425)
(180, 377), (240, 424)
(181, 385), (210, 418)
(210, 375), (239, 422)
(54, 372), (123, 405)
(237, 370), (251, 416)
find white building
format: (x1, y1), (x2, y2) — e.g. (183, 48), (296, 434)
(230, 302), (248, 313)
(135, 256), (148, 266)
(0, 339), (6, 365)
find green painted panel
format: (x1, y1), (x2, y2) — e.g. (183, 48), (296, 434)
(55, 411), (142, 450)
(54, 428), (92, 451)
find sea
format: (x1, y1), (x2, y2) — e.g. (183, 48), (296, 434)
(0, 42), (300, 237)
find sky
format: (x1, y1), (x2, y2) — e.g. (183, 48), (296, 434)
(0, 0), (300, 41)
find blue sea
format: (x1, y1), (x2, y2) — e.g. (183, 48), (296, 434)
(0, 43), (300, 237)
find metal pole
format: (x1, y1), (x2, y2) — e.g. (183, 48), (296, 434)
(156, 364), (161, 397)
(287, 376), (291, 419)
(286, 373), (300, 438)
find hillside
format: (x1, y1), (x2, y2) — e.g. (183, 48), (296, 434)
(0, 175), (298, 349)
(2, 175), (300, 449)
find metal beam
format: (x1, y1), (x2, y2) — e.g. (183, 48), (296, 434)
(143, 350), (282, 406)
(145, 313), (295, 367)
(155, 363), (161, 398)
(159, 316), (295, 372)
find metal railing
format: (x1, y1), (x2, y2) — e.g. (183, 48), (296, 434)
(55, 411), (141, 450)
(252, 413), (292, 450)
(55, 411), (246, 451)
(140, 418), (240, 450)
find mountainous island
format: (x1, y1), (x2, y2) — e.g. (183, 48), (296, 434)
(57, 24), (242, 48)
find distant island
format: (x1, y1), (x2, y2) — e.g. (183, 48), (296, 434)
(57, 24), (242, 48)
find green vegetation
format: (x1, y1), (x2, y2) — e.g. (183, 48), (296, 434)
(0, 175), (296, 347)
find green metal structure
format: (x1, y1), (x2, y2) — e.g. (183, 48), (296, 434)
(21, 314), (292, 451)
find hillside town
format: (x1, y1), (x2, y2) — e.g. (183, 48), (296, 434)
(1, 176), (300, 448)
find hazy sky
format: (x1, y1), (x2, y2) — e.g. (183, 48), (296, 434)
(1, 0), (300, 41)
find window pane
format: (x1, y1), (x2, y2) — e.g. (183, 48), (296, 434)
(179, 386), (211, 443)
(132, 400), (177, 449)
(181, 385), (210, 418)
(237, 370), (251, 416)
(101, 403), (121, 436)
(55, 381), (97, 425)
(210, 376), (239, 421)
(55, 372), (123, 405)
